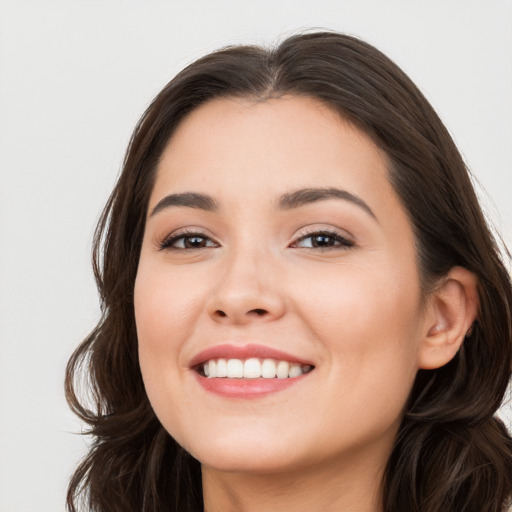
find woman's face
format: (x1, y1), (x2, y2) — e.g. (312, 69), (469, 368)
(135, 96), (428, 474)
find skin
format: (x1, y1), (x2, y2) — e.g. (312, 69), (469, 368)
(134, 96), (478, 512)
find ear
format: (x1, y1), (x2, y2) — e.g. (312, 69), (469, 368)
(418, 266), (479, 370)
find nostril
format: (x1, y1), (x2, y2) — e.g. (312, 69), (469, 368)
(250, 309), (267, 316)
(212, 308), (269, 321)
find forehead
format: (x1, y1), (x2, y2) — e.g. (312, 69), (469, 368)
(153, 96), (394, 207)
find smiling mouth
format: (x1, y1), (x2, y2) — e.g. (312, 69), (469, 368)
(198, 358), (315, 379)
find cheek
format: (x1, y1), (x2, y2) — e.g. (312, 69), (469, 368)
(134, 262), (204, 409)
(134, 263), (206, 440)
(134, 263), (204, 354)
(298, 257), (420, 330)
(294, 259), (422, 389)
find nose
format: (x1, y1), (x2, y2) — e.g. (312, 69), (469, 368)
(207, 247), (286, 325)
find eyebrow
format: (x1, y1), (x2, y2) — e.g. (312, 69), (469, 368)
(278, 187), (377, 220)
(149, 187), (376, 221)
(150, 192), (219, 217)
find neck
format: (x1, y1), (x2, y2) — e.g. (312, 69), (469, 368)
(201, 451), (386, 512)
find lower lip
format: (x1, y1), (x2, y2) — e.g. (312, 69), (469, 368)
(194, 373), (310, 398)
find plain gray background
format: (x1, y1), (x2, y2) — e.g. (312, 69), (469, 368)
(0, 1), (511, 511)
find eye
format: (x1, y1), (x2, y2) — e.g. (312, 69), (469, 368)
(159, 231), (219, 251)
(291, 230), (354, 250)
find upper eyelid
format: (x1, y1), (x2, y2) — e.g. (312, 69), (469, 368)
(293, 226), (354, 242)
(158, 228), (219, 249)
(291, 233), (354, 249)
(162, 227), (216, 239)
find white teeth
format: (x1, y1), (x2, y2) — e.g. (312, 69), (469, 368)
(276, 361), (289, 379)
(201, 358), (313, 379)
(226, 359), (244, 378)
(288, 363), (303, 378)
(216, 358), (227, 377)
(208, 360), (216, 379)
(244, 358), (262, 379)
(261, 358), (277, 378)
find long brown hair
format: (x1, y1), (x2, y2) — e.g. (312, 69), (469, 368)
(66, 31), (512, 512)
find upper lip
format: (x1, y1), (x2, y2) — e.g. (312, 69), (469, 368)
(189, 343), (315, 368)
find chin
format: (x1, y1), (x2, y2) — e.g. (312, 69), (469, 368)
(177, 425), (308, 474)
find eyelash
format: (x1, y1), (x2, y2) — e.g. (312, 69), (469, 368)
(291, 229), (355, 251)
(159, 229), (219, 251)
(158, 229), (355, 252)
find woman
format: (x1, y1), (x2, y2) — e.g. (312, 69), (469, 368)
(66, 31), (512, 512)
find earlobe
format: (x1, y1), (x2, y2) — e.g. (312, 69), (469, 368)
(418, 267), (479, 370)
